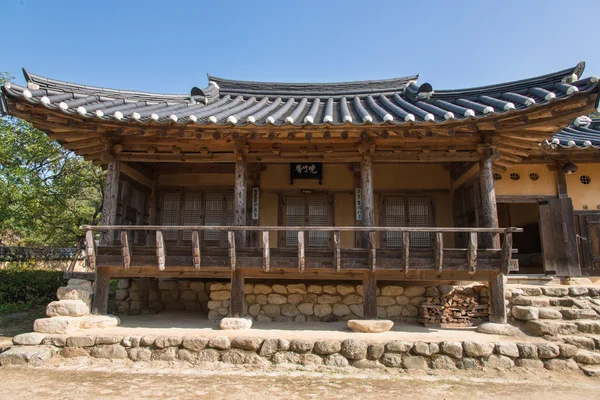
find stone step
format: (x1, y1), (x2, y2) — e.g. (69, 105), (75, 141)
(0, 346), (55, 366)
(507, 285), (600, 298)
(524, 319), (600, 336)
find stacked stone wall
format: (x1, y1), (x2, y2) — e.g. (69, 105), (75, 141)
(115, 279), (487, 323)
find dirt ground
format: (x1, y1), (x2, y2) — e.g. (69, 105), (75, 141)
(1, 361), (600, 400)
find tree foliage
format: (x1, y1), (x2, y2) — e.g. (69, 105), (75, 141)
(0, 72), (105, 247)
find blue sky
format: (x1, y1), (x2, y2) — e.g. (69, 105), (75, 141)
(2, 0), (599, 94)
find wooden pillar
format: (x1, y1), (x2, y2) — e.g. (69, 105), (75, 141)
(100, 155), (120, 246)
(146, 174), (159, 247)
(91, 268), (110, 315)
(556, 163), (568, 199)
(139, 278), (150, 311)
(230, 148), (247, 318)
(488, 272), (507, 324)
(478, 147), (500, 248)
(360, 147), (377, 319)
(479, 145), (506, 323)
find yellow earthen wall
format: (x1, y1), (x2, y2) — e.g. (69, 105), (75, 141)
(494, 164), (557, 197)
(566, 163), (600, 210)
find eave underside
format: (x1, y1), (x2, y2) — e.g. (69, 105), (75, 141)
(4, 89), (599, 174)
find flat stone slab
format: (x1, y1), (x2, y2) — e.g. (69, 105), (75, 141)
(79, 315), (120, 329)
(347, 320), (394, 333)
(476, 323), (521, 336)
(0, 346), (54, 366)
(34, 316), (80, 334)
(581, 365), (600, 377)
(12, 332), (46, 346)
(220, 318), (253, 330)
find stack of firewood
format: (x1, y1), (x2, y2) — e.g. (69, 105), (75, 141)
(419, 290), (489, 327)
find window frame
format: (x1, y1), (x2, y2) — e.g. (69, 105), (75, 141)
(279, 192), (334, 248)
(378, 193), (436, 249)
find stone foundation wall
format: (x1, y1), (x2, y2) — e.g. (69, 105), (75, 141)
(115, 279), (210, 315)
(115, 279), (488, 323)
(5, 333), (600, 372)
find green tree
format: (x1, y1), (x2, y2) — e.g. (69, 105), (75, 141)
(0, 72), (105, 247)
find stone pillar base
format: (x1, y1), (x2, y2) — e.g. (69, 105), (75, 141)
(220, 317), (253, 330)
(348, 319), (394, 333)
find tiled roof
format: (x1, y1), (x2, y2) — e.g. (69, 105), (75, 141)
(549, 116), (600, 149)
(2, 62), (598, 127)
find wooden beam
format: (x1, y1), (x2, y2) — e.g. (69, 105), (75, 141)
(99, 155), (120, 246)
(119, 162), (153, 188)
(262, 230), (270, 272)
(192, 230), (201, 270)
(91, 269), (110, 315)
(298, 231), (305, 272)
(233, 150), (247, 247)
(402, 232), (410, 273)
(120, 231), (131, 269)
(228, 231), (236, 271)
(468, 232), (478, 275)
(156, 231), (166, 271)
(146, 174), (159, 247)
(556, 163), (568, 199)
(368, 231), (376, 272)
(333, 231), (341, 272)
(434, 232), (443, 276)
(85, 230), (96, 271)
(501, 232), (513, 275)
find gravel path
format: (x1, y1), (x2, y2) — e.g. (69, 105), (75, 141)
(1, 362), (599, 400)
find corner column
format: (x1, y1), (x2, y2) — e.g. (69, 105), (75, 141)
(360, 144), (377, 320)
(479, 145), (506, 324)
(230, 148), (247, 318)
(92, 154), (120, 315)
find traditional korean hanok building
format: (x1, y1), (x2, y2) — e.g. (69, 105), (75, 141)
(1, 62), (599, 327)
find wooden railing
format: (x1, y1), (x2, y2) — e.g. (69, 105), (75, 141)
(82, 225), (522, 275)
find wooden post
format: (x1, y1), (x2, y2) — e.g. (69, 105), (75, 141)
(228, 231), (236, 270)
(333, 231), (341, 272)
(230, 269), (244, 318)
(434, 232), (443, 276)
(480, 144), (505, 323)
(100, 155), (120, 246)
(85, 229), (97, 271)
(156, 231), (166, 271)
(556, 162), (568, 199)
(230, 146), (247, 318)
(192, 230), (201, 270)
(298, 231), (305, 272)
(139, 278), (150, 311)
(501, 232), (513, 274)
(120, 231), (131, 269)
(479, 147), (500, 248)
(262, 231), (270, 272)
(360, 145), (377, 319)
(489, 272), (507, 324)
(402, 232), (410, 273)
(468, 232), (478, 275)
(362, 273), (378, 320)
(146, 174), (159, 247)
(91, 268), (110, 315)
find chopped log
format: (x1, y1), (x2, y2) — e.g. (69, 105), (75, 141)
(156, 231), (166, 271)
(228, 231), (236, 271)
(86, 229), (96, 271)
(298, 231), (305, 272)
(434, 232), (443, 276)
(333, 230), (341, 272)
(468, 232), (477, 275)
(120, 231), (131, 269)
(192, 230), (201, 270)
(501, 232), (513, 274)
(262, 230), (270, 272)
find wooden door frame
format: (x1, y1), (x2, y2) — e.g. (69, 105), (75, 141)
(278, 191), (334, 248)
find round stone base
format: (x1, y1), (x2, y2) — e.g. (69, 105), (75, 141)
(220, 317), (253, 330)
(347, 319), (394, 333)
(476, 322), (520, 336)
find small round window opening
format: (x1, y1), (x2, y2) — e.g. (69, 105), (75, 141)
(529, 173), (540, 181)
(581, 175), (592, 185)
(510, 173), (520, 181)
(493, 173), (502, 181)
